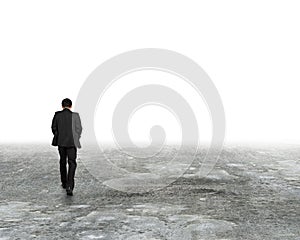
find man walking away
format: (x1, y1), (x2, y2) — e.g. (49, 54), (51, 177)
(51, 98), (82, 196)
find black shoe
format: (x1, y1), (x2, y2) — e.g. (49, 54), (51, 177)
(61, 184), (66, 189)
(66, 187), (73, 196)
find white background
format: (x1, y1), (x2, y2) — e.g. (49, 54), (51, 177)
(1, 1), (300, 145)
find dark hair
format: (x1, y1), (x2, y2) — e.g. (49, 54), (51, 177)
(62, 98), (72, 108)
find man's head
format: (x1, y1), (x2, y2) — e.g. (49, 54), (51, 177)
(62, 98), (72, 109)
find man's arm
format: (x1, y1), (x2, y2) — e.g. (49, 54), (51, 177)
(75, 113), (82, 137)
(51, 112), (58, 135)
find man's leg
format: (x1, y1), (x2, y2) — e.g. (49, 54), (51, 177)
(58, 146), (67, 188)
(66, 147), (77, 191)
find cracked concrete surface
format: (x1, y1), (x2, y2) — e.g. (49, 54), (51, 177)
(0, 144), (299, 239)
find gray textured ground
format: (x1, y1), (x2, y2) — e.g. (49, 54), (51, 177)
(0, 144), (299, 239)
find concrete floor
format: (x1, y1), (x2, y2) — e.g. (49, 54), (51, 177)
(0, 144), (299, 239)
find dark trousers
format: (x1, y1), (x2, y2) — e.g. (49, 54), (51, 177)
(58, 146), (77, 190)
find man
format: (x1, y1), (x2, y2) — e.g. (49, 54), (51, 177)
(51, 98), (82, 196)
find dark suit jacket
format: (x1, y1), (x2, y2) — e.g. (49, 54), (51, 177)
(51, 108), (82, 148)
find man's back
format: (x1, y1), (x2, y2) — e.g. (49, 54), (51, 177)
(51, 108), (82, 148)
